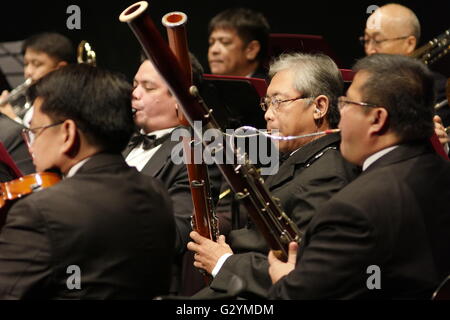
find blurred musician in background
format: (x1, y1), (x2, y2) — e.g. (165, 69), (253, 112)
(361, 3), (449, 145)
(0, 32), (75, 126)
(0, 64), (176, 299)
(207, 7), (270, 80)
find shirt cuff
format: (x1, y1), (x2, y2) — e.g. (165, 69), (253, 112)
(211, 253), (233, 278)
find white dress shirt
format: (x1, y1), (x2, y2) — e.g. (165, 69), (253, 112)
(66, 157), (91, 178)
(125, 127), (175, 172)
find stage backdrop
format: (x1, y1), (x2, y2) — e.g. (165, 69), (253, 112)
(0, 0), (448, 82)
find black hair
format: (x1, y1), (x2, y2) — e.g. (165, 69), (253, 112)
(22, 32), (76, 64)
(353, 54), (435, 142)
(28, 64), (135, 153)
(208, 7), (270, 63)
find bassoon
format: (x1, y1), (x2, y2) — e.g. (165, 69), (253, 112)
(119, 1), (302, 261)
(162, 11), (219, 243)
(411, 28), (449, 66)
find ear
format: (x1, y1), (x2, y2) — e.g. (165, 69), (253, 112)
(56, 61), (68, 69)
(405, 36), (417, 55)
(245, 40), (261, 61)
(368, 107), (389, 135)
(312, 95), (329, 120)
(59, 119), (80, 156)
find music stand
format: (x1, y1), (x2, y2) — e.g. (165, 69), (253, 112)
(268, 33), (344, 68)
(201, 74), (268, 130)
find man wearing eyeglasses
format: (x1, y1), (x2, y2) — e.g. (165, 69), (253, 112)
(268, 54), (450, 299)
(187, 53), (359, 299)
(0, 64), (176, 299)
(361, 4), (419, 56)
(361, 3), (449, 146)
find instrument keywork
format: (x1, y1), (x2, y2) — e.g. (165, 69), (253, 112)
(120, 1), (301, 261)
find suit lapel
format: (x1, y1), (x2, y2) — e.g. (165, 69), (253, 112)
(141, 139), (180, 177)
(264, 133), (341, 191)
(122, 144), (133, 158)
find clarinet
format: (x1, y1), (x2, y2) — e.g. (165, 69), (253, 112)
(162, 11), (219, 243)
(120, 1), (302, 261)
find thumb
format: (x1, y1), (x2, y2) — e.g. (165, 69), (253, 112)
(434, 115), (443, 126)
(287, 241), (298, 265)
(217, 234), (226, 244)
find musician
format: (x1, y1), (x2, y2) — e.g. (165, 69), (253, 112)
(0, 32), (75, 126)
(124, 57), (221, 294)
(361, 3), (449, 140)
(207, 7), (270, 79)
(268, 54), (450, 299)
(187, 53), (359, 299)
(0, 64), (176, 299)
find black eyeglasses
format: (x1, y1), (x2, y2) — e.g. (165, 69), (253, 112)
(338, 97), (381, 110)
(260, 95), (311, 112)
(22, 121), (64, 146)
(358, 35), (409, 47)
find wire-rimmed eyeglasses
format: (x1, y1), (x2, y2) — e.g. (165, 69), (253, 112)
(260, 95), (311, 112)
(338, 97), (382, 110)
(358, 35), (409, 47)
(22, 121), (64, 146)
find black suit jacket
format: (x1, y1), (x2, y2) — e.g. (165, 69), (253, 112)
(0, 153), (175, 299)
(124, 135), (193, 256)
(269, 142), (450, 299)
(199, 133), (359, 298)
(0, 114), (35, 175)
(124, 129), (222, 256)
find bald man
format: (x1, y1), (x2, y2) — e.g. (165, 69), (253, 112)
(362, 3), (450, 145)
(362, 3), (420, 56)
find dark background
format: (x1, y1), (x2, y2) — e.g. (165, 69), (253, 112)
(0, 0), (448, 81)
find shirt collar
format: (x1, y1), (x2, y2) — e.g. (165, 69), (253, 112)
(66, 157), (91, 178)
(362, 145), (399, 171)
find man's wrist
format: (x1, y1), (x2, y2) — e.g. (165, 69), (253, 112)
(211, 253), (233, 277)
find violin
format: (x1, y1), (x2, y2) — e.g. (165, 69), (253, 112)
(0, 172), (61, 227)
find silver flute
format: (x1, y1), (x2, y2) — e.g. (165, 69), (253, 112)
(0, 78), (32, 107)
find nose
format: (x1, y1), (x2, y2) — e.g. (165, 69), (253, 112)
(208, 41), (221, 56)
(264, 106), (274, 123)
(365, 42), (378, 55)
(132, 86), (142, 100)
(24, 65), (33, 80)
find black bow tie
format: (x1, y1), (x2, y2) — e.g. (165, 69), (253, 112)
(128, 133), (170, 150)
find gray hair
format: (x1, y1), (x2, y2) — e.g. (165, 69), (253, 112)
(268, 53), (344, 128)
